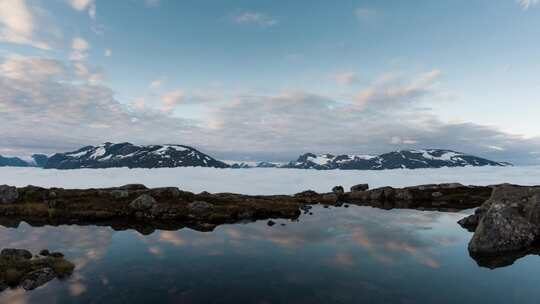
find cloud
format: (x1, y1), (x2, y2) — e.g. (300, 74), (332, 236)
(144, 0), (160, 7)
(0, 55), (198, 155)
(517, 0), (539, 9)
(355, 8), (377, 22)
(67, 0), (96, 19)
(232, 11), (278, 27)
(0, 0), (51, 49)
(104, 49), (112, 57)
(204, 87), (540, 164)
(1, 55), (539, 164)
(70, 37), (90, 61)
(150, 78), (165, 89)
(334, 72), (360, 86)
(356, 70), (441, 109)
(161, 89), (184, 112)
(0, 56), (65, 80)
(73, 62), (103, 85)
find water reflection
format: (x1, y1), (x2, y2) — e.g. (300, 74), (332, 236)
(0, 206), (539, 303)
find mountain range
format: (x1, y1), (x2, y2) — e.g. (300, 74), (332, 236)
(0, 143), (510, 170)
(281, 149), (510, 170)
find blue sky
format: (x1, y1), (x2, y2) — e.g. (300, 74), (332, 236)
(1, 0), (540, 163)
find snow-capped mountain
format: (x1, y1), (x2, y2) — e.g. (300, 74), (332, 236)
(44, 143), (229, 169)
(0, 154), (48, 167)
(282, 149), (510, 170)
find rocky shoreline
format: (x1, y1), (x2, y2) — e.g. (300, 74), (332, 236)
(0, 248), (74, 292)
(0, 183), (490, 232)
(1, 182), (539, 269)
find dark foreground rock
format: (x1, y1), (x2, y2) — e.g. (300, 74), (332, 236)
(0, 248), (74, 292)
(458, 184), (540, 268)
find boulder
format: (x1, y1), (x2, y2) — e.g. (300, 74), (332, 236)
(464, 185), (540, 256)
(21, 267), (56, 290)
(0, 185), (18, 204)
(469, 201), (537, 255)
(439, 183), (465, 189)
(1, 248), (32, 259)
(350, 184), (369, 192)
(118, 184), (147, 190)
(294, 190), (318, 198)
(129, 194), (156, 211)
(332, 186), (344, 195)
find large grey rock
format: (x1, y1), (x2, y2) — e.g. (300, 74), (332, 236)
(1, 248), (32, 259)
(465, 185), (540, 256)
(129, 194), (156, 211)
(0, 185), (18, 204)
(468, 201), (537, 254)
(21, 267), (56, 290)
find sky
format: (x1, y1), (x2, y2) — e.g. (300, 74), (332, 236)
(1, 0), (540, 164)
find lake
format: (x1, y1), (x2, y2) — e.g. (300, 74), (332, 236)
(0, 205), (538, 304)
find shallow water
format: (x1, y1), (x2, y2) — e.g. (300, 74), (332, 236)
(0, 206), (539, 304)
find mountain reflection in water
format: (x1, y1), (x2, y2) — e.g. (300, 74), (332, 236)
(0, 205), (539, 304)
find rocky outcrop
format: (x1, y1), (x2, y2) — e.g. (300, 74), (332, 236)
(0, 183), (495, 237)
(0, 248), (74, 292)
(459, 185), (540, 263)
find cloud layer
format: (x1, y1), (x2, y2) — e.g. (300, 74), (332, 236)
(2, 54), (538, 164)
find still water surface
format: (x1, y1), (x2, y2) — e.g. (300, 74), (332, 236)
(0, 205), (539, 304)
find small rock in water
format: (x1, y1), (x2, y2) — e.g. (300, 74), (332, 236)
(267, 220), (276, 226)
(21, 268), (56, 291)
